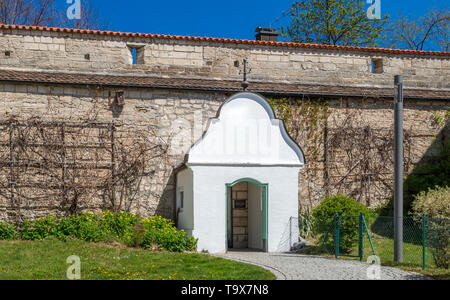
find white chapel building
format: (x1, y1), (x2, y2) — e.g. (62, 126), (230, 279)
(175, 92), (305, 253)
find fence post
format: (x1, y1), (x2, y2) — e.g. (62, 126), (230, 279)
(422, 214), (426, 270)
(359, 213), (364, 261)
(335, 215), (340, 259)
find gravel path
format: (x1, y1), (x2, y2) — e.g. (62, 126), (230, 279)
(214, 251), (430, 280)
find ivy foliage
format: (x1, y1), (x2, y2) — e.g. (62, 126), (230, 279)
(267, 97), (329, 170)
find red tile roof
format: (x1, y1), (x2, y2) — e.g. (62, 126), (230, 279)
(0, 69), (448, 100)
(1, 24), (449, 57)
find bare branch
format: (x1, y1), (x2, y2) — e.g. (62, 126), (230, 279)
(387, 8), (449, 51)
(0, 0), (106, 29)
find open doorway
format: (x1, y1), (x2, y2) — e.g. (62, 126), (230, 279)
(226, 179), (268, 252)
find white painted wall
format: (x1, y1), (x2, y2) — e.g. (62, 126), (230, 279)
(190, 165), (300, 253)
(176, 168), (194, 235)
(188, 93), (305, 167)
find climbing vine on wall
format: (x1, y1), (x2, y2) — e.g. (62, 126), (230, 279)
(0, 114), (170, 224)
(268, 97), (329, 171)
(325, 108), (413, 207)
(268, 97), (330, 212)
(269, 97), (416, 212)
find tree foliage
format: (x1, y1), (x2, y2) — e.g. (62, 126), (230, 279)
(280, 0), (387, 47)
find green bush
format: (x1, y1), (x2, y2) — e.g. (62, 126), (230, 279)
(21, 215), (63, 241)
(100, 211), (139, 239)
(412, 187), (450, 269)
(427, 218), (450, 269)
(6, 212), (196, 252)
(412, 186), (450, 219)
(312, 195), (369, 253)
(65, 213), (109, 242)
(313, 195), (369, 219)
(57, 214), (102, 242)
(0, 222), (16, 240)
(22, 213), (106, 242)
(141, 216), (197, 252)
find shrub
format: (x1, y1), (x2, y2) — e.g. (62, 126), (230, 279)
(17, 213), (196, 252)
(0, 222), (16, 240)
(21, 215), (63, 241)
(427, 218), (449, 269)
(100, 211), (139, 239)
(141, 216), (197, 252)
(312, 195), (369, 253)
(21, 213), (108, 242)
(412, 186), (450, 219)
(64, 213), (109, 242)
(412, 187), (450, 269)
(313, 195), (369, 219)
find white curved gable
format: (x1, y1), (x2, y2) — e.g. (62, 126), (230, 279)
(187, 92), (305, 166)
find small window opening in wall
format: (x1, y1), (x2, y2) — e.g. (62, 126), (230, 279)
(84, 54), (90, 60)
(5, 51), (11, 57)
(371, 58), (383, 74)
(131, 48), (137, 64)
(128, 45), (145, 65)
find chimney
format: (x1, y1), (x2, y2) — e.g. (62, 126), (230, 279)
(255, 27), (280, 42)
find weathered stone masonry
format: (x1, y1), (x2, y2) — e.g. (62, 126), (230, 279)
(0, 24), (449, 222)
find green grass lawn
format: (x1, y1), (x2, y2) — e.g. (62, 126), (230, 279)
(0, 239), (275, 280)
(366, 236), (449, 280)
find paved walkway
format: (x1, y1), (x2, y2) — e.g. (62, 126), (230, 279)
(214, 251), (430, 280)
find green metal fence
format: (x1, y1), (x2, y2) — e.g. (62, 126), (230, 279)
(298, 214), (450, 270)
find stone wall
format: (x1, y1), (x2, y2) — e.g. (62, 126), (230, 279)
(294, 96), (449, 210)
(0, 26), (449, 221)
(0, 27), (449, 90)
(0, 82), (223, 222)
(0, 81), (448, 222)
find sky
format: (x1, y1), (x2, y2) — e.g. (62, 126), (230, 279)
(82, 0), (448, 41)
